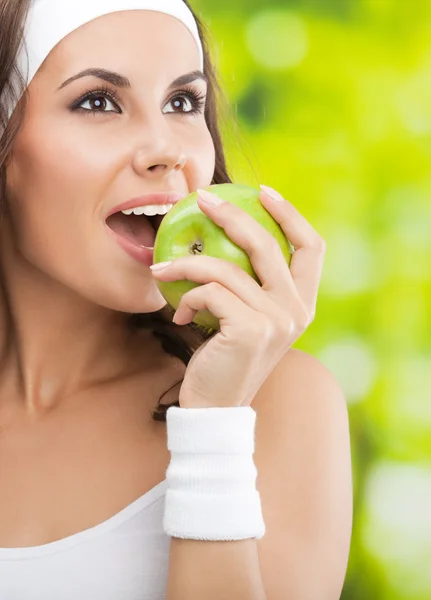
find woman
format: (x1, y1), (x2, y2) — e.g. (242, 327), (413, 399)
(0, 1), (353, 599)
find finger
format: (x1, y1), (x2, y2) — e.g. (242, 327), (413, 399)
(288, 246), (325, 321)
(259, 186), (326, 318)
(151, 254), (268, 313)
(173, 281), (255, 332)
(196, 188), (296, 298)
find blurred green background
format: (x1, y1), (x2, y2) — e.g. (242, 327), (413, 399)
(192, 0), (431, 599)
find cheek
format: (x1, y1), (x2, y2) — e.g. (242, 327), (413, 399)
(11, 118), (116, 197)
(5, 121), (106, 267)
(183, 123), (216, 186)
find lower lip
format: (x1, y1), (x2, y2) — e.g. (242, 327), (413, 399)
(105, 225), (155, 266)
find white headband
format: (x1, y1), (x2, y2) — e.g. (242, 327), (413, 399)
(8, 0), (204, 118)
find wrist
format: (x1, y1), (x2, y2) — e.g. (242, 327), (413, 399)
(163, 405), (266, 541)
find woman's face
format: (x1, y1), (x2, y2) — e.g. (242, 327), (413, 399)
(4, 10), (215, 314)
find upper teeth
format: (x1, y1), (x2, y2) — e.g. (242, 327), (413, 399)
(121, 204), (174, 217)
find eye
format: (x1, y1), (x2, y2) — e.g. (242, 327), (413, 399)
(70, 87), (122, 115)
(163, 94), (194, 114)
(79, 94), (119, 113)
(162, 89), (206, 116)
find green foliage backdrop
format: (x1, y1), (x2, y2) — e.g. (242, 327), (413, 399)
(193, 1), (431, 598)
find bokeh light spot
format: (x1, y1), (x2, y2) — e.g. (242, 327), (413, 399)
(246, 10), (308, 71)
(318, 337), (377, 404)
(319, 225), (375, 296)
(363, 462), (431, 595)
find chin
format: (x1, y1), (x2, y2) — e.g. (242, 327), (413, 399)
(94, 283), (169, 317)
(125, 296), (169, 317)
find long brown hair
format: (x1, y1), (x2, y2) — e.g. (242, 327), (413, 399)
(0, 0), (233, 421)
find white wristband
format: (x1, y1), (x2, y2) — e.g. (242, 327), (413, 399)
(163, 406), (266, 541)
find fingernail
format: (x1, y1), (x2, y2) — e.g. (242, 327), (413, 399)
(260, 185), (284, 202)
(197, 188), (223, 206)
(150, 261), (172, 271)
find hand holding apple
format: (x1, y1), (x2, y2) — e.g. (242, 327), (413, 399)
(150, 183), (326, 408)
(152, 183), (295, 331)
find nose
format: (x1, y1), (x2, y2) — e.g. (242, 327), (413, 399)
(131, 120), (187, 179)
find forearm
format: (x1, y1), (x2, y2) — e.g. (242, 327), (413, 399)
(165, 537), (267, 600)
(163, 407), (267, 599)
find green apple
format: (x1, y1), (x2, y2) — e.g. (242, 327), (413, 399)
(153, 183), (294, 332)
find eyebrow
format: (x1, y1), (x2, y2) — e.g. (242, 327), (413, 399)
(57, 68), (208, 91)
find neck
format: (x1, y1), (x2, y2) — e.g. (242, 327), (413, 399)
(0, 239), (157, 419)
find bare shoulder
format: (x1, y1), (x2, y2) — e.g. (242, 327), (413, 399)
(252, 345), (351, 478)
(253, 346), (347, 416)
(251, 348), (352, 600)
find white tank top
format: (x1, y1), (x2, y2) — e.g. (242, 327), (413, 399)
(0, 479), (170, 600)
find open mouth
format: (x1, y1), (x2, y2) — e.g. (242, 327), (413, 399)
(105, 212), (164, 248)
